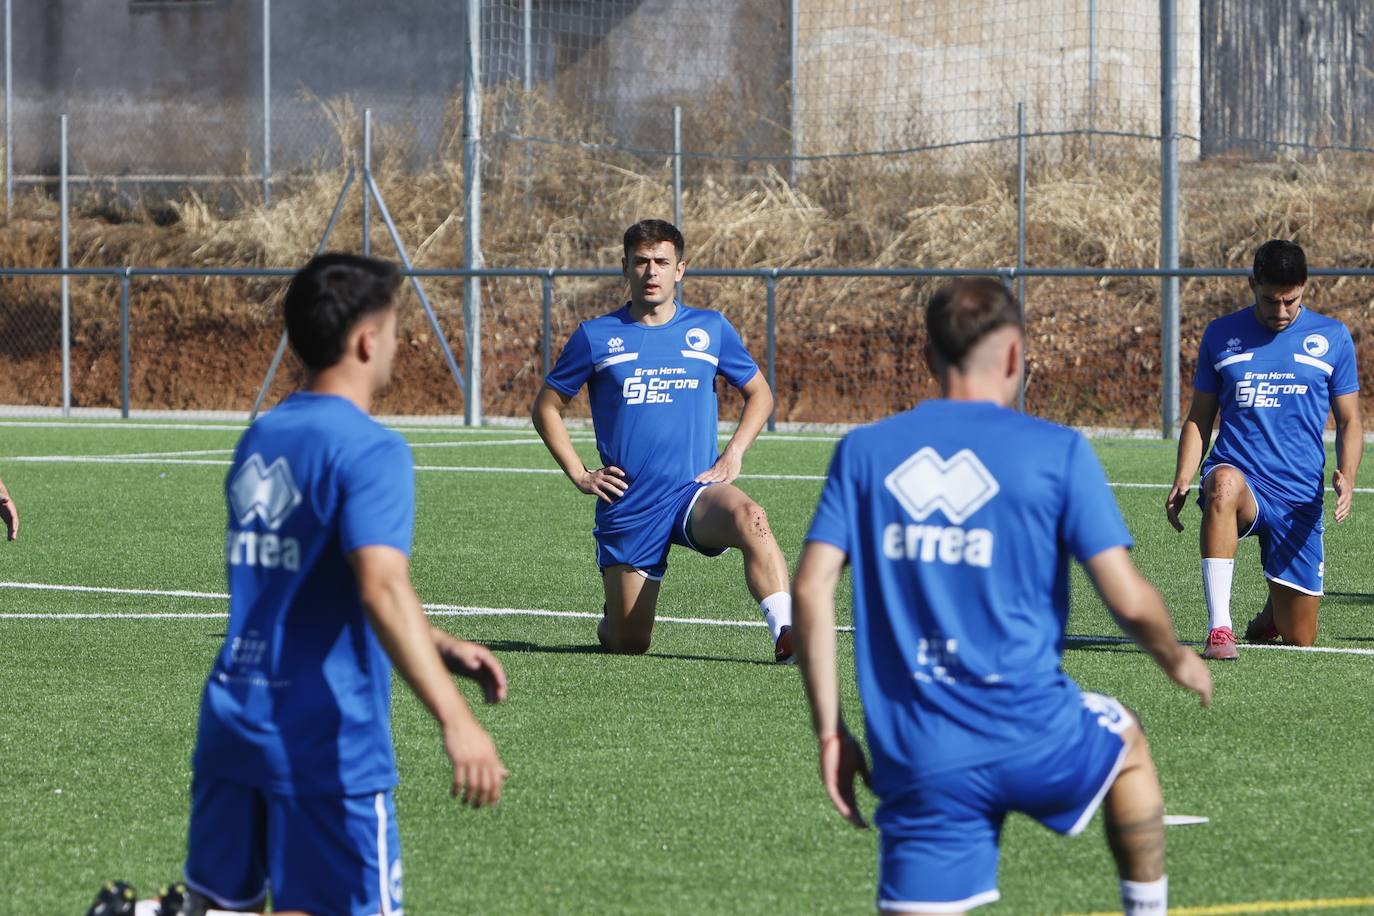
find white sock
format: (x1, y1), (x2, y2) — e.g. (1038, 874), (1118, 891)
(1120, 876), (1167, 914)
(760, 592), (792, 641)
(1202, 558), (1234, 632)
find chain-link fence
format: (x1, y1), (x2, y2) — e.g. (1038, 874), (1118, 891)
(3, 1), (1373, 429)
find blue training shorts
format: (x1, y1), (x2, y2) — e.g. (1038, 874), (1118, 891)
(1199, 463), (1325, 596)
(184, 773), (403, 916)
(594, 481), (727, 580)
(874, 692), (1133, 913)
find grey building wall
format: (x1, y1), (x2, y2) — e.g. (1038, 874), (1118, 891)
(7, 0), (787, 179)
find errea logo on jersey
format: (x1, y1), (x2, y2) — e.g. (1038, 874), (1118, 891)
(227, 454), (303, 572)
(1224, 337), (1243, 353)
(882, 448), (996, 568)
(230, 455), (302, 530)
(607, 336), (625, 354)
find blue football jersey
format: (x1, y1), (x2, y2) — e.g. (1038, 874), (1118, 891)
(1195, 306), (1358, 507)
(545, 302), (759, 534)
(806, 400), (1132, 796)
(193, 392), (416, 797)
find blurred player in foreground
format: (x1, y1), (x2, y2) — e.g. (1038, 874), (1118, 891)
(179, 254), (508, 915)
(0, 474), (17, 540)
(532, 219), (794, 661)
(793, 279), (1211, 913)
(1166, 239), (1362, 658)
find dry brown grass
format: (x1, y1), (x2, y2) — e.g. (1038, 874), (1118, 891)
(3, 113), (1373, 424)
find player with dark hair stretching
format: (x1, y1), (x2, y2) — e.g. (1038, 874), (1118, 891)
(793, 279), (1212, 914)
(1167, 239), (1362, 658)
(532, 219), (794, 660)
(180, 253), (509, 916)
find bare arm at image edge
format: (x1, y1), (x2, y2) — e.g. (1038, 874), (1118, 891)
(0, 476), (18, 541)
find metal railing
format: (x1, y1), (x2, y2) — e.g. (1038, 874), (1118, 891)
(5, 263), (1372, 435)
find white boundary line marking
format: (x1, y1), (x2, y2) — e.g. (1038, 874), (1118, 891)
(7, 453), (1373, 494)
(2, 580), (1372, 656)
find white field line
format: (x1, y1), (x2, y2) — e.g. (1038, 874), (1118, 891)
(9, 452), (1374, 495)
(1, 580), (1372, 657)
(0, 419), (839, 443)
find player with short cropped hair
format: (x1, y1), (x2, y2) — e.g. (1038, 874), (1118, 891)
(532, 219), (794, 660)
(181, 253), (509, 916)
(794, 279), (1212, 914)
(1167, 239), (1362, 658)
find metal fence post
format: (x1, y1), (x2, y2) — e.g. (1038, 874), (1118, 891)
(60, 114), (70, 417)
(541, 272), (553, 378)
(1160, 0), (1180, 439)
(1088, 0), (1098, 159)
(4, 0), (11, 218)
(673, 104), (683, 302)
(261, 0), (271, 207)
(362, 109), (372, 257)
(788, 0), (799, 187)
(522, 0), (533, 92)
(1016, 102), (1027, 412)
(766, 273), (777, 432)
(463, 0), (483, 426)
(120, 270), (130, 419)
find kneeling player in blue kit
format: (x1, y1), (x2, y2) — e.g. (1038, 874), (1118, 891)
(793, 279), (1212, 913)
(532, 219), (794, 661)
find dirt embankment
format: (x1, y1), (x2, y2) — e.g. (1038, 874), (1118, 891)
(3, 148), (1372, 426)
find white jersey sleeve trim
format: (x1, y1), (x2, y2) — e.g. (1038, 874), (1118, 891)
(594, 352), (639, 372)
(680, 349), (720, 366)
(1213, 352), (1253, 370)
(1293, 353), (1334, 375)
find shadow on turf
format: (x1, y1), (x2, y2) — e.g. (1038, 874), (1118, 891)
(1064, 637), (1140, 654)
(481, 638), (780, 667)
(1321, 590), (1374, 604)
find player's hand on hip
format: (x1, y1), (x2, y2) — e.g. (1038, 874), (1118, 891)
(444, 722), (509, 808)
(577, 466), (628, 503)
(694, 447), (742, 485)
(1163, 646), (1213, 708)
(1165, 483), (1189, 532)
(0, 493), (16, 542)
(1333, 469), (1354, 523)
(819, 730), (871, 829)
(435, 632), (508, 703)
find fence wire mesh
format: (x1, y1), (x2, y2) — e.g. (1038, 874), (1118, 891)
(4, 1), (1374, 428)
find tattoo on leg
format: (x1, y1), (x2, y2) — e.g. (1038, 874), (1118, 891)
(1106, 804), (1166, 881)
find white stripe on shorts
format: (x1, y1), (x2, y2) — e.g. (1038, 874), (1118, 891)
(879, 889), (1001, 913)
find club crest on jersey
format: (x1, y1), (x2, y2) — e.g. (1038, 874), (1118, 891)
(885, 447), (999, 524)
(685, 328), (710, 352)
(1302, 333), (1329, 358)
(607, 336), (625, 354)
(1224, 337), (1243, 353)
(229, 454), (303, 531)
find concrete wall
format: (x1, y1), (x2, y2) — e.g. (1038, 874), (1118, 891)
(8, 0), (1200, 178)
(795, 0), (1200, 157)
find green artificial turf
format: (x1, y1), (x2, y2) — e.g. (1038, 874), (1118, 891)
(0, 420), (1369, 914)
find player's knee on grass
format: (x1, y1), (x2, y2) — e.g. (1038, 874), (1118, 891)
(596, 613), (653, 655)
